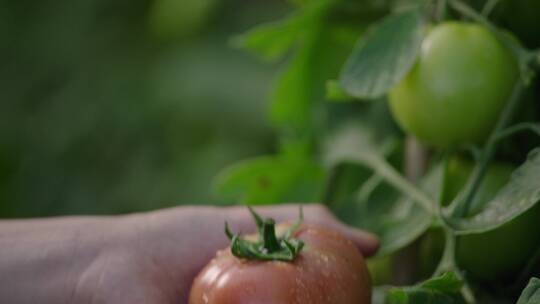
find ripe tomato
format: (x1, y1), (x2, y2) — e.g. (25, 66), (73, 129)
(189, 211), (371, 304)
(389, 22), (519, 148)
(444, 159), (540, 281)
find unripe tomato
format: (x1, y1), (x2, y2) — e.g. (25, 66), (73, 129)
(367, 255), (393, 285)
(389, 22), (519, 148)
(189, 223), (371, 303)
(444, 159), (540, 281)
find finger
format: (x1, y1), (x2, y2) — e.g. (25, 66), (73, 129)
(338, 225), (380, 257)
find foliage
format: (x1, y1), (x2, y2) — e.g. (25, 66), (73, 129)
(517, 278), (540, 304)
(385, 272), (466, 304)
(219, 0), (540, 302)
(0, 0), (281, 216)
(340, 7), (425, 99)
(4, 0), (540, 302)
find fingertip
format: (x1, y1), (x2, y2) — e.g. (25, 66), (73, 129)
(346, 228), (380, 257)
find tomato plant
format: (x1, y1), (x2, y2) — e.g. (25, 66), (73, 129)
(189, 209), (371, 303)
(389, 22), (519, 148)
(444, 160), (540, 281)
(217, 0), (540, 302)
(457, 205), (540, 282)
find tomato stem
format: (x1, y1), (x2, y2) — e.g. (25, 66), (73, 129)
(434, 0), (447, 22)
(447, 1), (535, 217)
(261, 219), (282, 253)
(480, 0), (500, 17)
(455, 80), (525, 217)
(371, 156), (435, 214)
(435, 227), (477, 304)
(224, 207), (305, 261)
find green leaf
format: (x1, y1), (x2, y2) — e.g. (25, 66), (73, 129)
(213, 154), (325, 205)
(340, 7), (425, 99)
(517, 278), (540, 304)
(231, 19), (302, 62)
(419, 272), (463, 293)
(270, 35), (318, 132)
(269, 7), (364, 133)
(385, 272), (465, 304)
(323, 111), (434, 254)
(325, 79), (355, 102)
(375, 197), (432, 255)
(444, 148), (540, 234)
(231, 0), (334, 62)
(357, 166), (438, 255)
(324, 122), (396, 167)
(324, 102), (399, 167)
(372, 287), (391, 304)
(269, 24), (362, 132)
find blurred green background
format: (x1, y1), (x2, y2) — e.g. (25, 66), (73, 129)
(0, 0), (289, 217)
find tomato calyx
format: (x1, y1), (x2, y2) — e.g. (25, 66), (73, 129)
(224, 207), (305, 262)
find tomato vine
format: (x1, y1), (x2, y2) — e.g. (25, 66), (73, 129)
(217, 0), (540, 302)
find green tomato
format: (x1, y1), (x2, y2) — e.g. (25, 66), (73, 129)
(367, 255), (394, 285)
(445, 159), (540, 281)
(389, 22), (519, 148)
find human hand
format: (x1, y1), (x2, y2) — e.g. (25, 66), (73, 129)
(1, 204), (378, 304)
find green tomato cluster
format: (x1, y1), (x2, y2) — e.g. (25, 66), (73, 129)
(389, 22), (519, 148)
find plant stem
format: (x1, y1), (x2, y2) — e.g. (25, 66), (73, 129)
(369, 156), (435, 214)
(495, 122), (540, 141)
(435, 227), (456, 275)
(453, 80), (525, 217)
(461, 281), (476, 304)
(261, 219), (281, 252)
(355, 173), (383, 203)
(480, 0), (500, 17)
(405, 137), (429, 183)
(513, 244), (540, 291)
(435, 0), (447, 22)
(435, 227), (477, 304)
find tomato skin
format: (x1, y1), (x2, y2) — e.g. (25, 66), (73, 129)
(189, 224), (371, 304)
(389, 22), (518, 148)
(444, 160), (540, 281)
(367, 255), (393, 285)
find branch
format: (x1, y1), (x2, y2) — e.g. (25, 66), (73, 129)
(495, 122), (540, 142)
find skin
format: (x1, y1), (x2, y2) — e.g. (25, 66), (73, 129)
(189, 224), (371, 304)
(389, 22), (518, 148)
(0, 204), (379, 304)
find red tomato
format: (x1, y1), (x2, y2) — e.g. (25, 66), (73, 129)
(189, 223), (371, 304)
